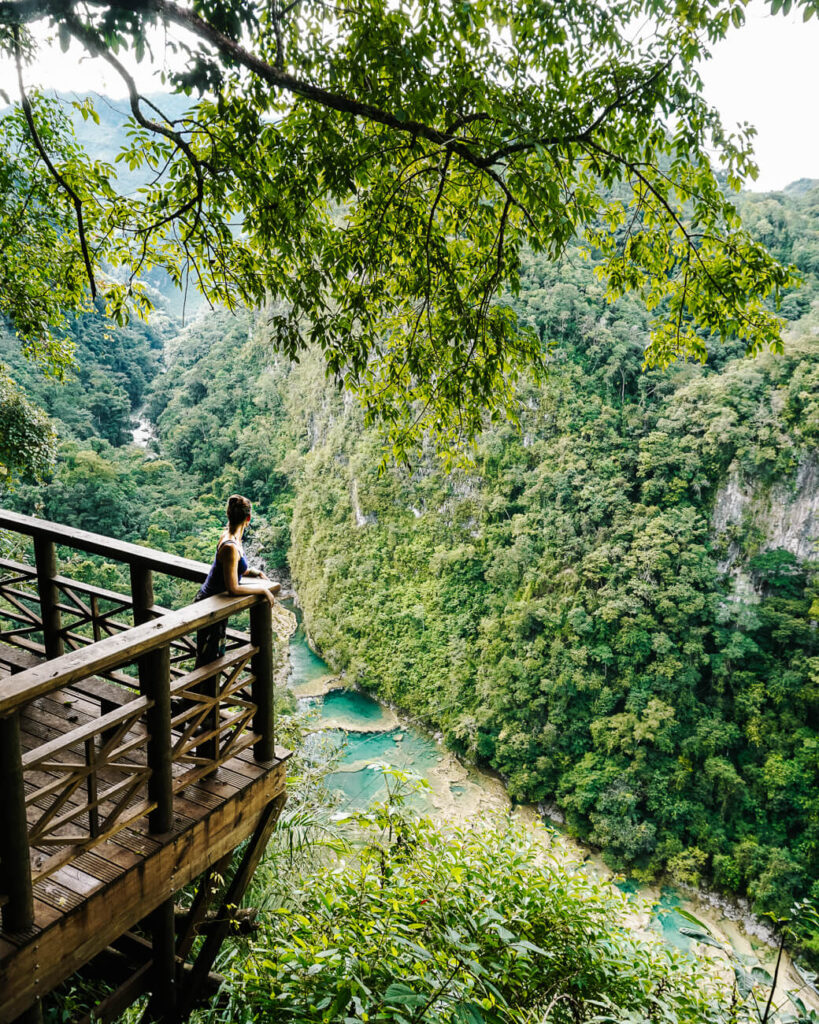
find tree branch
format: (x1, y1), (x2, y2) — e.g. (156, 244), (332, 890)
(583, 138), (770, 333)
(13, 23), (97, 297)
(61, 9), (205, 237)
(1, 0), (579, 175)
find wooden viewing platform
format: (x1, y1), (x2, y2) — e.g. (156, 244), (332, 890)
(0, 511), (291, 1023)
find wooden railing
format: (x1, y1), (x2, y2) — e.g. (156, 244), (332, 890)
(0, 508), (215, 654)
(0, 511), (279, 938)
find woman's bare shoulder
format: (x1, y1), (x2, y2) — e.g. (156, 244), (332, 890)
(217, 534), (240, 558)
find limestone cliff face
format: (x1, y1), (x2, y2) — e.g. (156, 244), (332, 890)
(712, 454), (819, 601)
(713, 455), (819, 564)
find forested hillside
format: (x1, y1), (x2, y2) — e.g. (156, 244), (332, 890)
(3, 181), (819, 960)
(288, 184), (819, 955)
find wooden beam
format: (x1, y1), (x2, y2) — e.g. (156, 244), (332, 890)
(175, 906), (259, 937)
(76, 962), (152, 1024)
(75, 959), (226, 1024)
(175, 853), (234, 961)
(12, 1001), (43, 1024)
(130, 565), (155, 628)
(177, 792), (286, 1019)
(145, 898), (176, 1022)
(0, 511), (210, 584)
(140, 644), (173, 835)
(0, 593), (262, 717)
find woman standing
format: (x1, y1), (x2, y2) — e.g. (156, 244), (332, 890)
(195, 494), (281, 666)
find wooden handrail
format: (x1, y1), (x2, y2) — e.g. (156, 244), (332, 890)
(0, 592), (263, 716)
(0, 509), (211, 583)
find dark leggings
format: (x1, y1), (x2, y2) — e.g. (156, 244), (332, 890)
(194, 590), (226, 666)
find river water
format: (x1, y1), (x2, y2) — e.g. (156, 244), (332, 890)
(285, 614), (818, 1007)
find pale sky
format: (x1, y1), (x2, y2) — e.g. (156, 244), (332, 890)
(1, 4), (818, 193)
(698, 1), (819, 191)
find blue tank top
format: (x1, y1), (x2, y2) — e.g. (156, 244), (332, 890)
(197, 538), (248, 598)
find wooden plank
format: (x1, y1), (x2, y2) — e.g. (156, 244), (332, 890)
(39, 690), (100, 722)
(30, 899), (62, 930)
(108, 828), (161, 858)
(172, 783), (222, 811)
(0, 595), (263, 716)
(69, 676), (139, 709)
(76, 838), (142, 875)
(0, 645), (40, 674)
(55, 578), (250, 649)
(184, 772), (240, 802)
(50, 864), (103, 897)
(0, 510), (210, 584)
(53, 574), (131, 605)
(73, 851), (125, 886)
(0, 758), (289, 1021)
(0, 636), (44, 660)
(168, 644), (257, 697)
(33, 876), (84, 913)
(216, 752), (265, 781)
(20, 702), (95, 748)
(170, 791), (227, 825)
(0, 558), (36, 577)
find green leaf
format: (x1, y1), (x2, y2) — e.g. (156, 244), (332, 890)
(383, 983), (427, 1007)
(678, 928), (724, 950)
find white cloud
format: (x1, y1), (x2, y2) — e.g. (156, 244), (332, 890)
(0, 24), (174, 99)
(698, 0), (819, 191)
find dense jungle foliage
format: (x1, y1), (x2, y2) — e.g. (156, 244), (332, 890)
(48, 756), (817, 1024)
(191, 767), (818, 1024)
(2, 180), (819, 974)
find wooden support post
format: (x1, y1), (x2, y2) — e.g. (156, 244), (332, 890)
(175, 853), (234, 962)
(130, 563), (155, 627)
(0, 713), (34, 933)
(91, 594), (101, 643)
(85, 737), (100, 838)
(144, 898), (177, 1023)
(139, 643), (173, 835)
(33, 535), (62, 659)
(178, 794), (286, 1019)
(250, 600), (274, 762)
(79, 963), (152, 1024)
(13, 1000), (43, 1024)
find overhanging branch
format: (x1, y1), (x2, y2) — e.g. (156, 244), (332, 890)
(12, 23), (97, 298)
(61, 10), (205, 239)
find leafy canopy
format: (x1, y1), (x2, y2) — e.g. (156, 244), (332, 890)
(0, 0), (813, 459)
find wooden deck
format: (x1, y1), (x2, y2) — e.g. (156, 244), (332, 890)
(0, 512), (292, 1023)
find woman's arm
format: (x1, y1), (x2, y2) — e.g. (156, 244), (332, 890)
(219, 543), (280, 605)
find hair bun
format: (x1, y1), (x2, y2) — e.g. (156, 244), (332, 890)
(226, 494), (252, 527)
